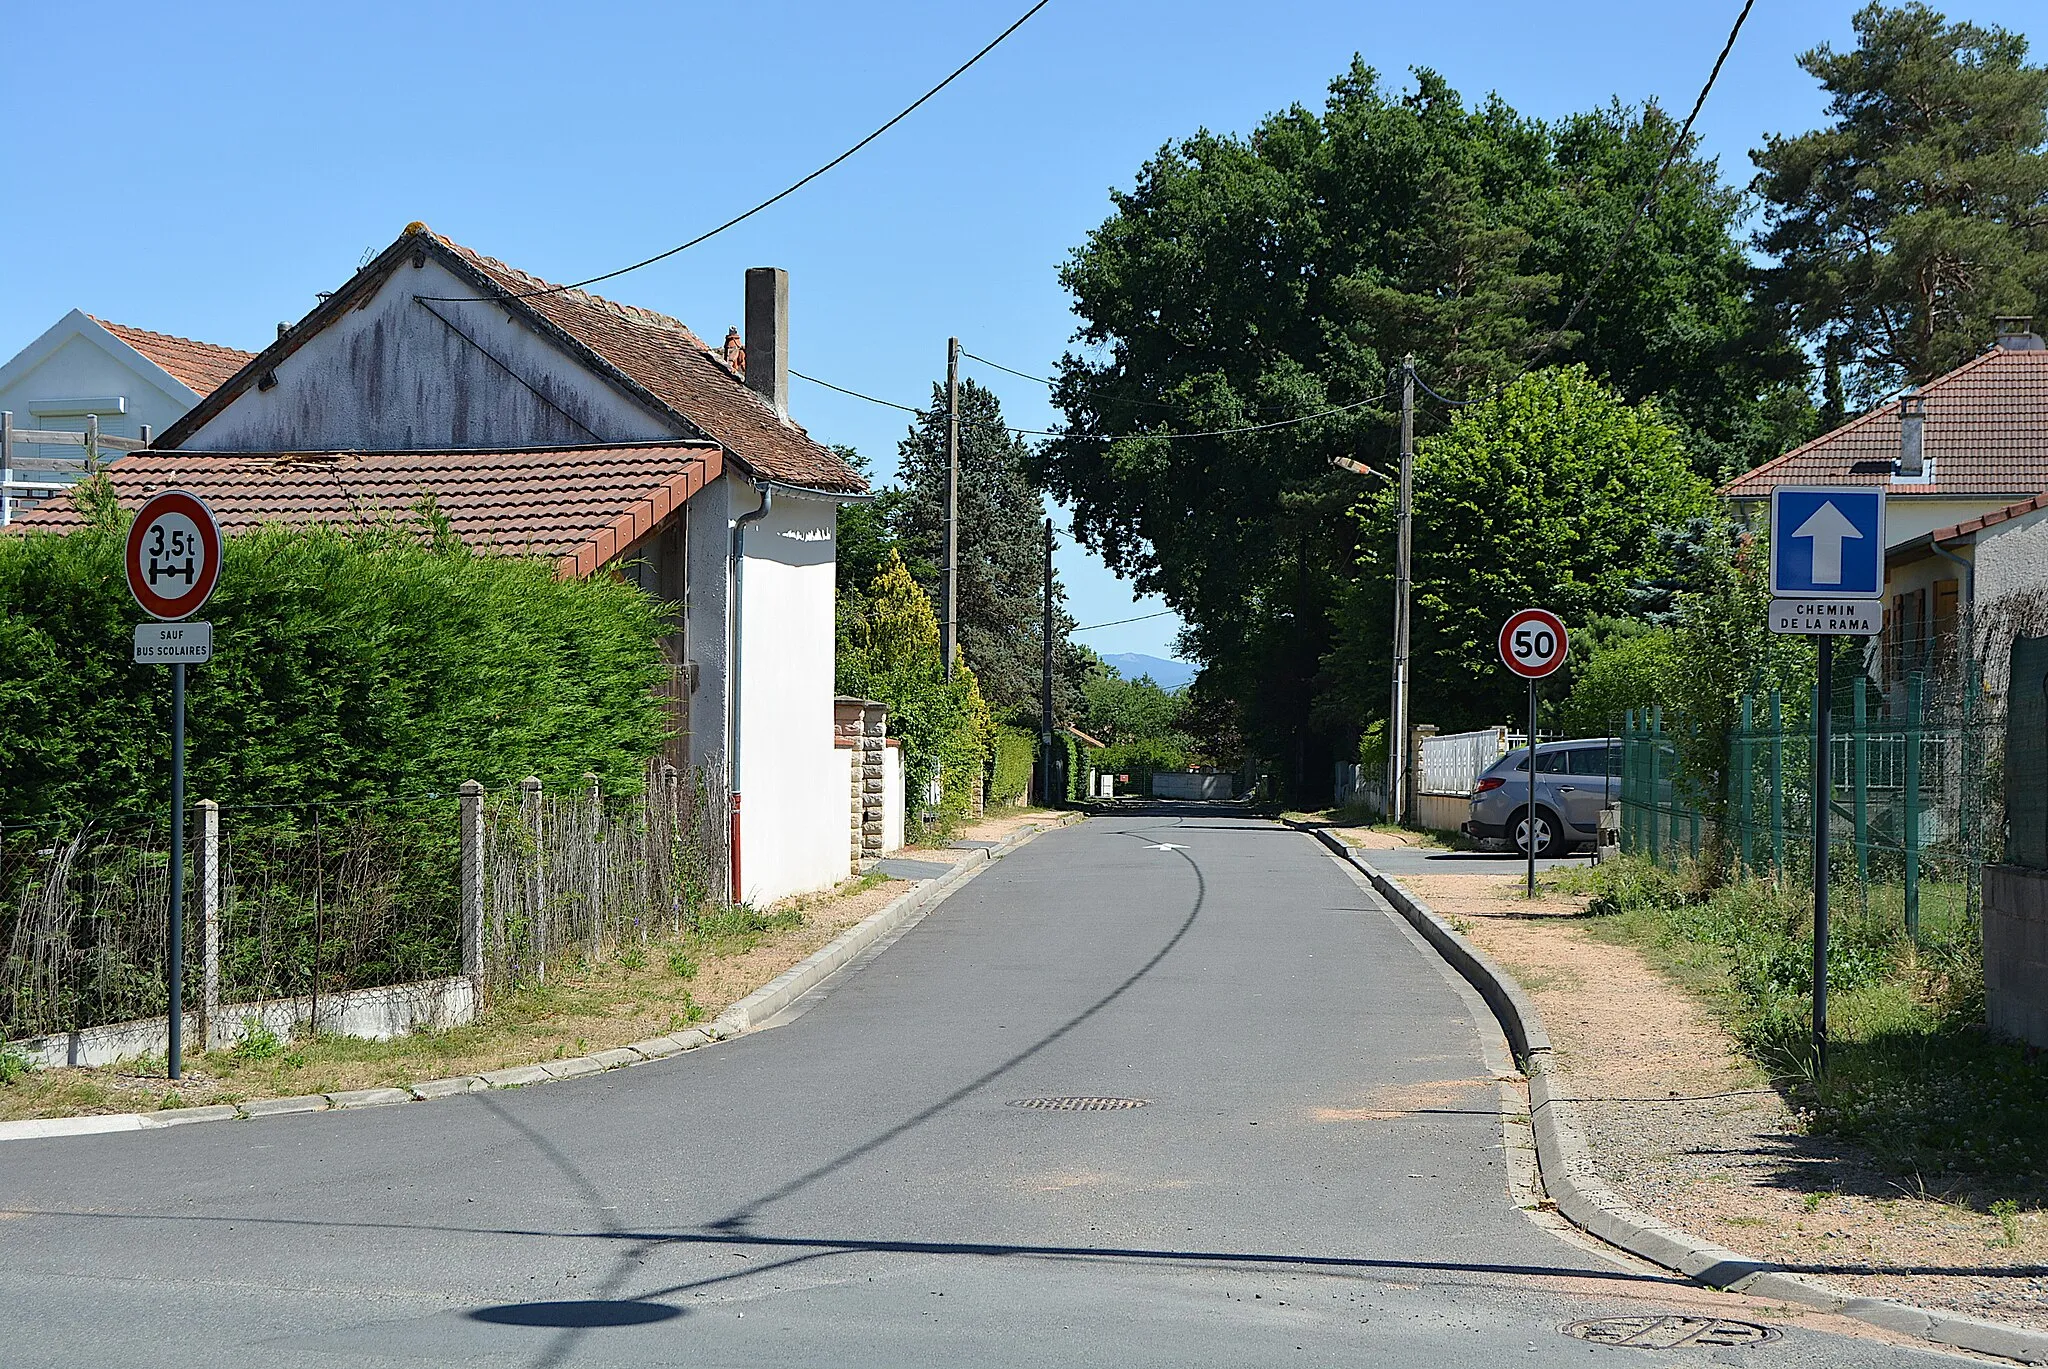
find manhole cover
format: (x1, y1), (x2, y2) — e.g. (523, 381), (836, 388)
(1008, 1096), (1150, 1111)
(1563, 1316), (1779, 1349)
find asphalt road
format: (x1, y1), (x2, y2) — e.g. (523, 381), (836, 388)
(0, 807), (1970, 1367)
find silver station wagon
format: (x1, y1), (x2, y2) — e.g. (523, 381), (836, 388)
(1463, 738), (1620, 857)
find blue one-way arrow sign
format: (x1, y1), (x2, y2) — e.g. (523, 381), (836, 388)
(1770, 486), (1886, 598)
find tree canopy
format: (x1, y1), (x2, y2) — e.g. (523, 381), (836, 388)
(1328, 367), (1716, 731)
(1752, 2), (2048, 401)
(1037, 61), (1809, 799)
(891, 378), (1090, 723)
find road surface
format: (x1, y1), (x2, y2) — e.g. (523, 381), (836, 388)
(0, 807), (1969, 1366)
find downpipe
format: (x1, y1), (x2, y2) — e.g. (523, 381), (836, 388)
(729, 482), (773, 906)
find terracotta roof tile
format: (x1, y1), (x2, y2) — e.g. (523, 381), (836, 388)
(4, 442), (721, 579)
(430, 236), (865, 494)
(91, 318), (257, 397)
(1722, 346), (2048, 499)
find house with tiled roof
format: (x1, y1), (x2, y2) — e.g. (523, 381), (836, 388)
(9, 223), (869, 906)
(0, 309), (256, 520)
(1723, 322), (2048, 690)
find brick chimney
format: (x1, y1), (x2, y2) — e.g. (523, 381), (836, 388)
(744, 267), (789, 419)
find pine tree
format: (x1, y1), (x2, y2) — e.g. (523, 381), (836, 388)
(1753, 2), (2048, 399)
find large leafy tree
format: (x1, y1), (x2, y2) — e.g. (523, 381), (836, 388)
(1753, 2), (2048, 401)
(1327, 367), (1716, 732)
(1038, 62), (1805, 799)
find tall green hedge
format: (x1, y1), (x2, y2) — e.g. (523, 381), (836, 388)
(989, 726), (1035, 806)
(1, 508), (672, 830)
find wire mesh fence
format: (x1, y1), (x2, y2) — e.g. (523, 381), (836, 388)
(1620, 665), (2004, 938)
(479, 764), (726, 993)
(0, 820), (173, 1042)
(1, 761), (730, 1044)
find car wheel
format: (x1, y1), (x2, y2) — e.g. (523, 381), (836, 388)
(1512, 808), (1562, 859)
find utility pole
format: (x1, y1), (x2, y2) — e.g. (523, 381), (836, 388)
(1041, 517), (1056, 806)
(943, 338), (960, 679)
(1388, 354), (1415, 823)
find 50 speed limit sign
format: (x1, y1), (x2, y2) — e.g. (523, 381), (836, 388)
(1498, 607), (1569, 679)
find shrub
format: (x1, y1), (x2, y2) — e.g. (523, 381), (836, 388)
(0, 505), (673, 830)
(231, 1022), (286, 1061)
(989, 726), (1036, 805)
(0, 1043), (36, 1086)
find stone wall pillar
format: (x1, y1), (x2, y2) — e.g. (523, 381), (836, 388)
(835, 697), (865, 874)
(859, 700), (887, 867)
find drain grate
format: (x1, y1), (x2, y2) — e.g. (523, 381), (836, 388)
(1563, 1316), (1779, 1349)
(1008, 1096), (1150, 1111)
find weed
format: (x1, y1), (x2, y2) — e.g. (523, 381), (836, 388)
(1802, 1192), (1826, 1212)
(667, 949), (699, 979)
(156, 1090), (187, 1110)
(1993, 1199), (2023, 1248)
(1446, 915), (1474, 935)
(0, 1043), (37, 1086)
(232, 1023), (287, 1062)
(618, 946), (647, 972)
(282, 1049), (307, 1068)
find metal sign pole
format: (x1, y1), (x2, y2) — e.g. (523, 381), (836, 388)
(168, 661), (186, 1081)
(1812, 633), (1832, 1077)
(1527, 677), (1538, 898)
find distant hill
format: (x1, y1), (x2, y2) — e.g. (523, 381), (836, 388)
(1102, 653), (1197, 692)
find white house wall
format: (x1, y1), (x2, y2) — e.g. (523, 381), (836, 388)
(178, 257), (676, 452)
(735, 485), (843, 906)
(0, 311), (198, 451)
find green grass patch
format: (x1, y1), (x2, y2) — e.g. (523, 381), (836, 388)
(1563, 856), (2047, 1200)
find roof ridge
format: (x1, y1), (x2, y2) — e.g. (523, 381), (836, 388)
(89, 316), (257, 358)
(433, 235), (711, 350)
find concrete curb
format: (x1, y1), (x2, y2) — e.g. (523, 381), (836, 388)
(0, 813), (1081, 1147)
(1296, 823), (2048, 1367)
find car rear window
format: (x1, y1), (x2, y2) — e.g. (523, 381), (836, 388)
(1567, 746), (1621, 777)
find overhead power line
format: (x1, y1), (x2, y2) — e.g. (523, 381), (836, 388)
(1538, 0), (1757, 354)
(790, 368), (924, 414)
(792, 367), (1390, 441)
(1071, 609), (1178, 633)
(961, 349), (1207, 411)
(427, 1), (1051, 303)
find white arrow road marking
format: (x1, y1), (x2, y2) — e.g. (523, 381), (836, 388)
(1145, 842), (1189, 850)
(1791, 500), (1865, 585)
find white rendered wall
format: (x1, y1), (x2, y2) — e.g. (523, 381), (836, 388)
(177, 256), (673, 452)
(0, 311), (200, 466)
(883, 745), (905, 854)
(734, 486), (844, 906)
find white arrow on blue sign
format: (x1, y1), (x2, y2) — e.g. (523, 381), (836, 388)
(1769, 485), (1887, 598)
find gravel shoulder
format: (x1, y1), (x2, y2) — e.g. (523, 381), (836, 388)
(1368, 846), (2048, 1333)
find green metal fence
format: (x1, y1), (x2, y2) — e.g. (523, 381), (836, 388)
(1620, 670), (2003, 936)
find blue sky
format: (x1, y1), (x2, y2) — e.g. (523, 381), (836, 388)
(4, 1), (2037, 659)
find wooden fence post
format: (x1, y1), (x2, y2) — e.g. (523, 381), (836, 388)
(460, 781), (484, 992)
(196, 799), (220, 1050)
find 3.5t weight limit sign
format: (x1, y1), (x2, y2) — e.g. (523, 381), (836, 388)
(125, 489), (221, 620)
(1499, 607), (1569, 679)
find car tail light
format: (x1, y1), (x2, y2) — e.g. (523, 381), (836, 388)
(1474, 777), (1506, 795)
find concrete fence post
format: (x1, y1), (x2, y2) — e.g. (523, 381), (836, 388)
(459, 780), (484, 991)
(196, 799), (220, 1050)
(521, 775), (545, 983)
